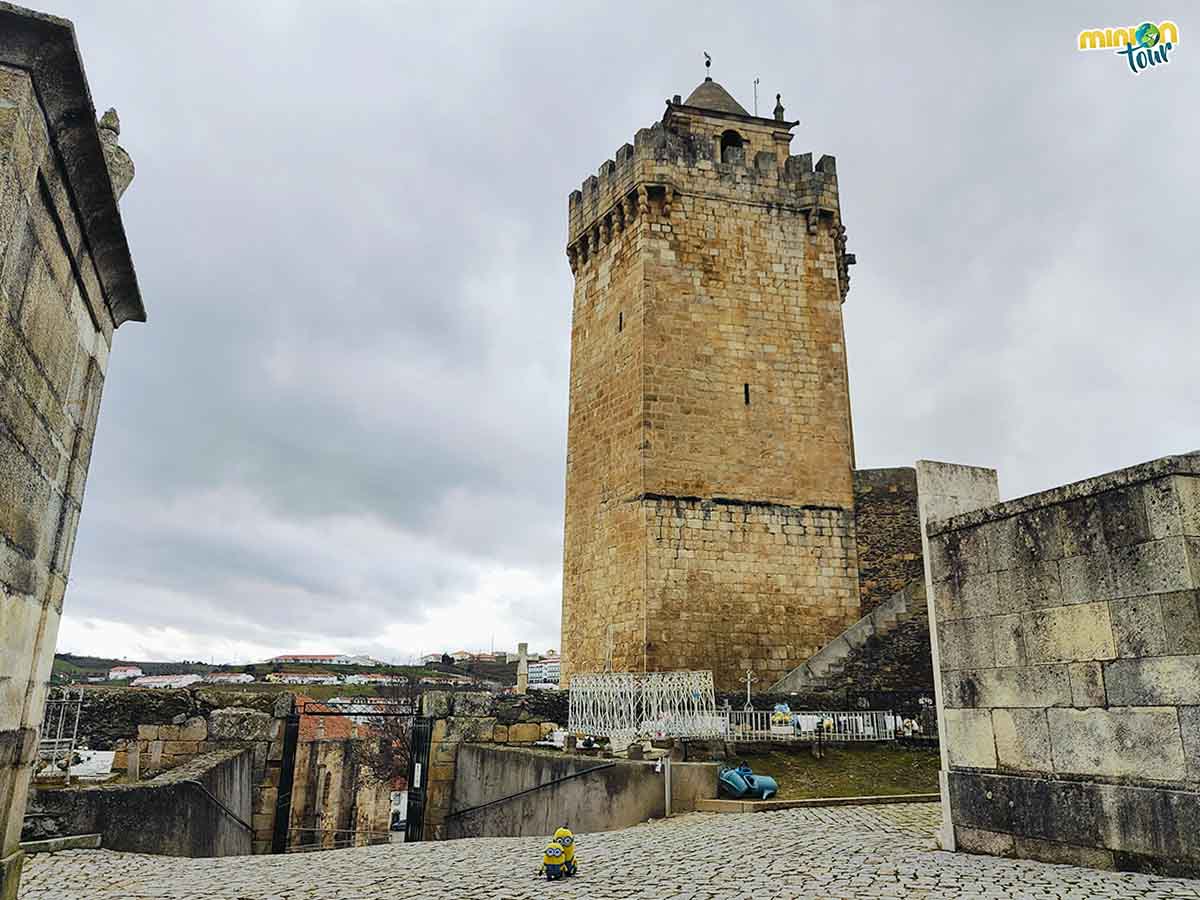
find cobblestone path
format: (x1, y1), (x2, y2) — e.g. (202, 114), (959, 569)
(19, 803), (1200, 899)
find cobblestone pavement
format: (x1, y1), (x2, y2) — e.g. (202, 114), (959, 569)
(19, 803), (1200, 899)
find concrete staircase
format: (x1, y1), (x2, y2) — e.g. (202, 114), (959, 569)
(769, 581), (927, 693)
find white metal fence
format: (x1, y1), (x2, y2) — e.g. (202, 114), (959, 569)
(569, 671), (721, 750)
(723, 709), (898, 743)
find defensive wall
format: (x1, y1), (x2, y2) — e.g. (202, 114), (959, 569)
(925, 454), (1200, 875)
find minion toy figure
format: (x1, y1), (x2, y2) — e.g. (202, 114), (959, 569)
(541, 840), (567, 880)
(553, 826), (577, 876)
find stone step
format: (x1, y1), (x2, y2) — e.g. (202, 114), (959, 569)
(769, 581), (926, 693)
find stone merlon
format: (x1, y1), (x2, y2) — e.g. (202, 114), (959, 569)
(565, 76), (854, 303)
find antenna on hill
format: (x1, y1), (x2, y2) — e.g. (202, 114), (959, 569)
(753, 77), (760, 115)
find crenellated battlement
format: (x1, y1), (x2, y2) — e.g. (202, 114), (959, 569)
(566, 103), (854, 298)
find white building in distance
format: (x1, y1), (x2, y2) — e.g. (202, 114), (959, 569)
(527, 655), (561, 685)
(266, 672), (341, 685)
(269, 654), (382, 666)
(204, 672), (255, 684)
(107, 665), (143, 680)
(130, 674), (202, 689)
(344, 673), (408, 685)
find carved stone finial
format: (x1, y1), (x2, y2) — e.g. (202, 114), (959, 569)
(97, 107), (134, 199)
(773, 93), (785, 121)
(99, 107), (120, 136)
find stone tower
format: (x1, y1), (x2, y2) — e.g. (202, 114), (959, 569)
(561, 75), (860, 691)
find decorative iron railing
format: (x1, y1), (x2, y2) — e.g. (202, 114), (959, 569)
(569, 671), (720, 750)
(38, 688), (83, 783)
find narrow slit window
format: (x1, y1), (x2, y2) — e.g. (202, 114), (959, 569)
(618, 311), (623, 332)
(744, 383), (750, 405)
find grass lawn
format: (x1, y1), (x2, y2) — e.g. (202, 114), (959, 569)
(732, 744), (940, 800)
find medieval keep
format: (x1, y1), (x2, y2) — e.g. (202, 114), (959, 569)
(560, 73), (888, 692)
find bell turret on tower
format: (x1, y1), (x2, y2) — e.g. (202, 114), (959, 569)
(561, 74), (860, 691)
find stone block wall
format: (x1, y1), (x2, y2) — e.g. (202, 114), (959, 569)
(644, 499), (859, 689)
(419, 692), (563, 840)
(928, 454), (1200, 875)
(854, 467), (924, 614)
(24, 748), (252, 857)
(445, 744), (717, 839)
(64, 687), (293, 854)
(288, 737), (391, 851)
(1, 9), (145, 896)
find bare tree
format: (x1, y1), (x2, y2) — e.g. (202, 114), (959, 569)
(348, 682), (417, 786)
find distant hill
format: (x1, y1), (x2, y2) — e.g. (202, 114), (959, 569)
(52, 653), (518, 685)
(54, 654), (216, 679)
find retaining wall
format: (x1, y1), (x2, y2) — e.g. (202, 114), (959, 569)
(444, 745), (717, 839)
(82, 687), (293, 853)
(24, 748), (252, 857)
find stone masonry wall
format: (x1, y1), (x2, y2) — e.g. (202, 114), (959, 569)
(854, 467), (924, 614)
(289, 738), (392, 851)
(1, 20), (143, 897)
(822, 589), (935, 698)
(420, 692), (562, 840)
(928, 454), (1200, 875)
(561, 88), (859, 691)
(644, 499), (858, 689)
(72, 687), (294, 855)
(24, 748), (252, 858)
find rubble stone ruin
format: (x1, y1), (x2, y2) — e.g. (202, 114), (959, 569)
(0, 6), (145, 898)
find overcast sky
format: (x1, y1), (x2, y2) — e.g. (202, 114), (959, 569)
(48, 1), (1199, 664)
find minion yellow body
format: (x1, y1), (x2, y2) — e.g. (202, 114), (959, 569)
(553, 827), (577, 875)
(541, 840), (566, 880)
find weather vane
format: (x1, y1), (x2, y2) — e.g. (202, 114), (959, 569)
(704, 51), (711, 78)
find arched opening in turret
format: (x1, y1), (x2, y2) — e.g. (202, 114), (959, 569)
(720, 130), (745, 163)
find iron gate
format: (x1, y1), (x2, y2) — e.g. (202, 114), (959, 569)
(405, 717), (432, 842)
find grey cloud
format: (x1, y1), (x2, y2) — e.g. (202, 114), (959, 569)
(45, 0), (1199, 662)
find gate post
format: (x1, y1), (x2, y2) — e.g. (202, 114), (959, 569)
(271, 713), (301, 852)
(405, 718), (432, 842)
